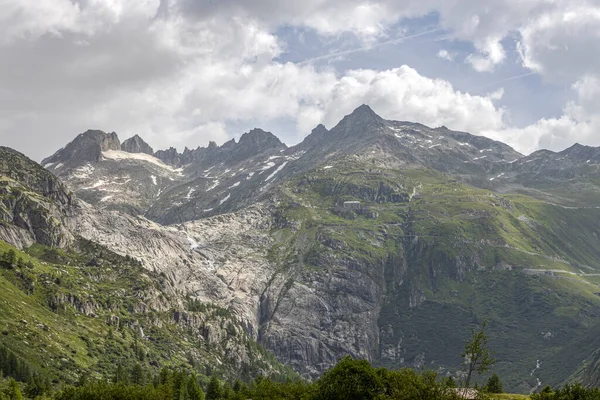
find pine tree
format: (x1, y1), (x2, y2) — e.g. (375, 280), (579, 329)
(485, 373), (503, 393)
(114, 364), (129, 384)
(159, 367), (172, 386)
(4, 250), (16, 266)
(232, 380), (244, 393)
(205, 375), (222, 400)
(25, 373), (51, 398)
(187, 374), (205, 400)
(172, 371), (188, 400)
(6, 379), (23, 400)
(131, 363), (145, 386)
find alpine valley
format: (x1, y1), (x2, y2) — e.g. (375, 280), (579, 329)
(3, 105), (600, 394)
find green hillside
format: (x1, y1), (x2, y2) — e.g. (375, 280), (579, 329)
(263, 159), (600, 393)
(0, 238), (294, 388)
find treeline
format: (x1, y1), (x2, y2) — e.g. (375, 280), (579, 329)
(42, 357), (468, 400)
(0, 345), (52, 399)
(0, 250), (33, 269)
(3, 355), (600, 399)
(531, 384), (600, 400)
(0, 346), (31, 383)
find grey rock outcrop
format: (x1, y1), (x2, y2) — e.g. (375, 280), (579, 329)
(155, 147), (181, 166)
(42, 129), (121, 167)
(0, 146), (74, 248)
(121, 134), (154, 155)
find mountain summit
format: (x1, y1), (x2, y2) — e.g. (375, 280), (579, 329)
(42, 129), (120, 167)
(121, 134), (154, 155)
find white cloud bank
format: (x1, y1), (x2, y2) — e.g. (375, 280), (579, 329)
(0, 0), (599, 158)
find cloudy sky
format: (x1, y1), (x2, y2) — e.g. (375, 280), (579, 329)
(1, 0), (599, 161)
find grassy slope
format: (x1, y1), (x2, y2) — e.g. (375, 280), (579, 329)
(269, 158), (600, 393)
(0, 239), (294, 386)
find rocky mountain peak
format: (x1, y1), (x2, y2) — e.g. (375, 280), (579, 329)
(42, 129), (121, 167)
(154, 146), (180, 166)
(343, 104), (382, 123)
(238, 128), (286, 152)
(296, 124), (330, 151)
(121, 134), (154, 155)
(334, 104), (385, 136)
(559, 143), (600, 160)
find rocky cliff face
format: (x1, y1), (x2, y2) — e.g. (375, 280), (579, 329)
(42, 130), (120, 167)
(0, 149), (293, 382)
(0, 146), (74, 248)
(121, 134), (154, 155)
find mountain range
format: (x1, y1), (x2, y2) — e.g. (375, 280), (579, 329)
(3, 104), (600, 393)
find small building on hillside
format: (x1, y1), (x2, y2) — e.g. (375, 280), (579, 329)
(342, 201), (361, 210)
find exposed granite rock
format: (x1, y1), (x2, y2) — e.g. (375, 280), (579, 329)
(0, 147), (74, 248)
(42, 129), (120, 167)
(122, 134), (154, 155)
(154, 147), (181, 166)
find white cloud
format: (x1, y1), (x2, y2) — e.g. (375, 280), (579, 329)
(0, 0), (599, 160)
(465, 37), (505, 72)
(485, 75), (600, 154)
(317, 66), (505, 134)
(518, 5), (600, 82)
(437, 49), (454, 61)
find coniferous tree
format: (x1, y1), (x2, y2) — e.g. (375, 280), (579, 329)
(113, 364), (129, 385)
(159, 367), (172, 386)
(4, 250), (16, 266)
(172, 371), (188, 400)
(205, 376), (222, 400)
(187, 374), (205, 400)
(25, 373), (51, 398)
(131, 363), (145, 386)
(232, 380), (244, 393)
(6, 379), (23, 400)
(485, 373), (503, 393)
(444, 376), (456, 388)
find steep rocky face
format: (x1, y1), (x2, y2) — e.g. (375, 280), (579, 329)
(0, 150), (293, 383)
(488, 142), (600, 206)
(233, 129), (287, 161)
(121, 134), (154, 155)
(155, 147), (181, 166)
(42, 106), (528, 225)
(41, 129), (185, 215)
(0, 147), (74, 248)
(42, 129), (120, 168)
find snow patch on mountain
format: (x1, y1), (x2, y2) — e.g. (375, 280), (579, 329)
(71, 163), (95, 179)
(187, 236), (199, 250)
(102, 150), (182, 174)
(260, 162), (276, 171)
(220, 193), (231, 205)
(83, 180), (107, 189)
(265, 161), (288, 181)
(207, 180), (220, 191)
